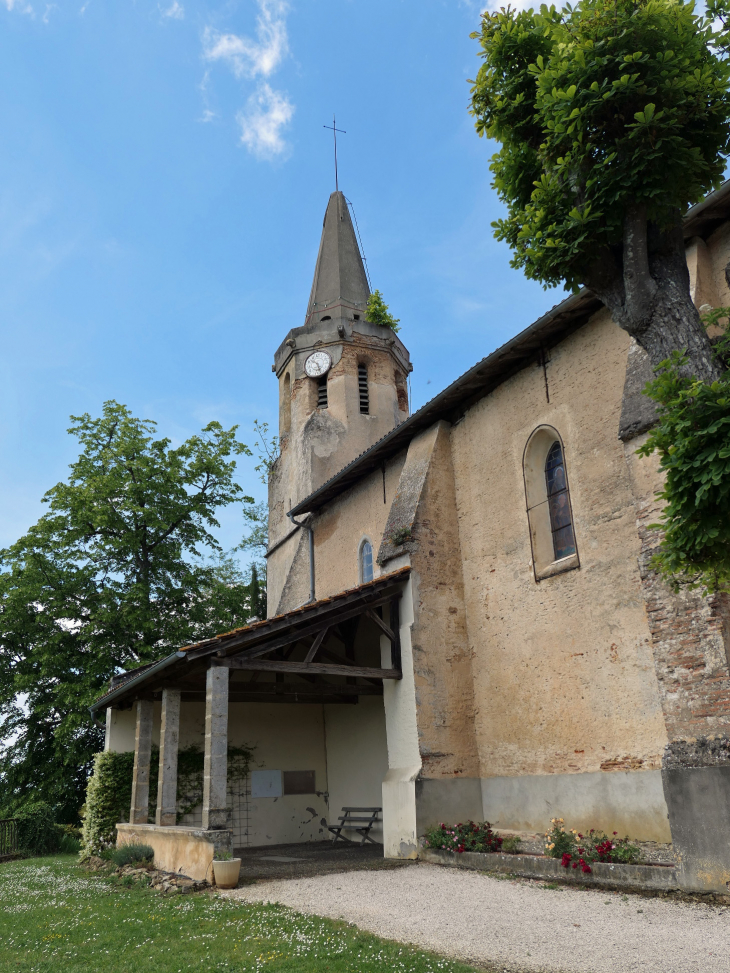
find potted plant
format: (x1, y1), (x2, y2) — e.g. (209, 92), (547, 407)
(211, 849), (241, 889)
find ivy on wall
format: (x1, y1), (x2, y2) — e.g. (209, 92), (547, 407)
(80, 744), (254, 857)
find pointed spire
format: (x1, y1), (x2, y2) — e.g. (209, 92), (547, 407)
(306, 192), (370, 323)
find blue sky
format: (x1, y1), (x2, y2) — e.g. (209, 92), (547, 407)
(0, 0), (551, 556)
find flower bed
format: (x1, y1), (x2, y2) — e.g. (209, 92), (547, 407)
(543, 818), (641, 874)
(423, 821), (520, 855)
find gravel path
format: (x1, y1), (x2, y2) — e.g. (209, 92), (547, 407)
(224, 863), (730, 973)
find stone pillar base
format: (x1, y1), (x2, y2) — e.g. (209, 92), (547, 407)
(116, 823), (233, 883)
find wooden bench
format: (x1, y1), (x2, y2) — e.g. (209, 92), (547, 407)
(328, 807), (382, 846)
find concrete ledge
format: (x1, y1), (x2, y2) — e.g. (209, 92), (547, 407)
(117, 823), (233, 883)
(421, 847), (679, 892)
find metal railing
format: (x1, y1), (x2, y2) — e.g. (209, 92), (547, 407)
(0, 819), (19, 859)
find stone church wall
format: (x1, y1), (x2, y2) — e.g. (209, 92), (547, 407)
(450, 308), (672, 840)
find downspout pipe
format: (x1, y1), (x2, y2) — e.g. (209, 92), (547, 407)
(287, 511), (315, 604)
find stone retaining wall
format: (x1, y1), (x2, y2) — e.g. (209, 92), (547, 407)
(421, 847), (679, 893)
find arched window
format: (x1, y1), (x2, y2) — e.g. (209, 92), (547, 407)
(545, 441), (576, 560)
(523, 426), (579, 580)
(359, 539), (373, 584)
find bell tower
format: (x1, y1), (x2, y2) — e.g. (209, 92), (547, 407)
(267, 191), (412, 615)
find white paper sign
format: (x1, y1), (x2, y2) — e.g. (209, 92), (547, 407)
(250, 769), (282, 798)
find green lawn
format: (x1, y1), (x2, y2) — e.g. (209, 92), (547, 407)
(0, 855), (478, 973)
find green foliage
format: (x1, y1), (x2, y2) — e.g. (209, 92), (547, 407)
(0, 856), (477, 973)
(80, 743), (254, 857)
(252, 420), (280, 484)
(469, 0), (730, 291)
(390, 526), (413, 546)
(57, 833), (81, 855)
(423, 820), (505, 854)
(15, 801), (59, 856)
(542, 818), (576, 858)
(81, 751), (136, 856)
(213, 849), (234, 862)
(108, 843), (154, 868)
(175, 743), (253, 822)
(366, 290), (401, 332)
(544, 818), (641, 868)
(637, 349), (730, 591)
(238, 500), (268, 619)
(0, 401), (257, 819)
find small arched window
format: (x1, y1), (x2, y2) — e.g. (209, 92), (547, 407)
(523, 425), (579, 581)
(545, 441), (576, 560)
(359, 539), (373, 584)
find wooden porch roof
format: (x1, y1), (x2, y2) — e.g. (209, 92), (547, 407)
(90, 567), (410, 713)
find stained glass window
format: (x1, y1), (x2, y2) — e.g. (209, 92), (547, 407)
(360, 540), (373, 583)
(545, 441), (576, 560)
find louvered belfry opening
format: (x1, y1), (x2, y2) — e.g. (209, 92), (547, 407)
(358, 364), (369, 414)
(317, 376), (328, 409)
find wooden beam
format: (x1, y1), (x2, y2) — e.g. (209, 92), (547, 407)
(365, 608), (395, 643)
(304, 627), (328, 664)
(178, 682), (383, 699)
(220, 658), (402, 680)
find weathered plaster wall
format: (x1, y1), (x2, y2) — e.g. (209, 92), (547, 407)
(106, 704), (160, 753)
(324, 696), (388, 838)
(107, 701), (331, 848)
(450, 309), (671, 838)
(705, 220), (730, 309)
(311, 454), (406, 599)
(382, 422), (480, 781)
(176, 701), (330, 847)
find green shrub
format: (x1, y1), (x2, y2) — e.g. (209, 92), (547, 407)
(15, 801), (59, 856)
(109, 843), (154, 868)
(500, 835), (522, 854)
(365, 290), (400, 332)
(58, 833), (82, 855)
(423, 821), (504, 854)
(80, 751), (136, 857)
(80, 743), (254, 857)
(544, 818), (641, 873)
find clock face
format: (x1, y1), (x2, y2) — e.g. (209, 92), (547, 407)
(304, 350), (332, 378)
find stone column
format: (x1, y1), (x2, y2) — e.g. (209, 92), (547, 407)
(155, 689), (181, 826)
(130, 699), (154, 825)
(202, 665), (229, 830)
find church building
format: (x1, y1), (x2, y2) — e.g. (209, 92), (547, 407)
(94, 183), (730, 893)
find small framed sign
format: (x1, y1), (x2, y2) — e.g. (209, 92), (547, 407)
(250, 769), (282, 798)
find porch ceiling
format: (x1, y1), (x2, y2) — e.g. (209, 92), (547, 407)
(91, 567), (409, 713)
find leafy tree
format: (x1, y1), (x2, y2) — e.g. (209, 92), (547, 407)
(636, 311), (730, 591)
(0, 401), (256, 821)
(239, 500), (268, 619)
(469, 0), (730, 380)
(366, 290), (401, 332)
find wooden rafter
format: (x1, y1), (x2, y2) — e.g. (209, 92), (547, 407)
(218, 658), (401, 680)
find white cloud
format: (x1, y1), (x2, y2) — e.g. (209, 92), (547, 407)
(202, 0), (289, 79)
(161, 1), (184, 20)
(237, 83), (293, 159)
(4, 0), (34, 14)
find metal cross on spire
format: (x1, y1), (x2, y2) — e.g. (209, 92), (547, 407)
(323, 114), (346, 192)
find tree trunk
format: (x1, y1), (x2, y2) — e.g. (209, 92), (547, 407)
(586, 205), (722, 384)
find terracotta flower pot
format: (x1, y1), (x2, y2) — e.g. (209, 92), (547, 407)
(212, 858), (241, 889)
